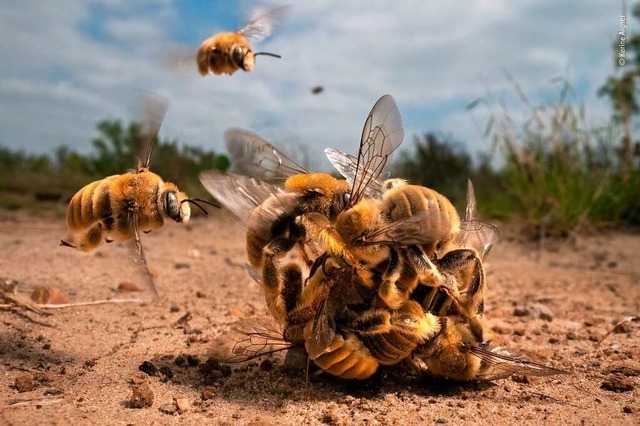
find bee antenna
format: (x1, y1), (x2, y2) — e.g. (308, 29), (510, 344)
(253, 52), (282, 59)
(181, 198), (221, 215)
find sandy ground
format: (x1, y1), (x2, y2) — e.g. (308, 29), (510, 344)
(0, 209), (639, 425)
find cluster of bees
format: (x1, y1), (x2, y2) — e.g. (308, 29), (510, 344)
(199, 95), (566, 382)
(60, 6), (566, 383)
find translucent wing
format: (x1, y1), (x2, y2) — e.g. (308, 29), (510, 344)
(325, 148), (387, 198)
(137, 94), (168, 172)
(453, 180), (500, 258)
(362, 209), (453, 247)
(224, 128), (308, 182)
(350, 94), (404, 204)
(199, 170), (292, 224)
(238, 5), (290, 42)
(227, 318), (293, 363)
(472, 345), (569, 381)
(306, 299), (336, 360)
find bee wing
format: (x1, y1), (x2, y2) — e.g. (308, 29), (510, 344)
(454, 180), (500, 258)
(325, 148), (387, 198)
(363, 209), (452, 247)
(350, 94), (404, 204)
(306, 299), (336, 360)
(224, 128), (308, 181)
(128, 210), (159, 300)
(471, 345), (569, 381)
(238, 5), (290, 42)
(455, 221), (501, 259)
(137, 94), (168, 172)
(199, 170), (293, 224)
(227, 318), (293, 363)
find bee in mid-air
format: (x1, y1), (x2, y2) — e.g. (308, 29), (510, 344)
(197, 5), (288, 76)
(200, 94), (404, 324)
(61, 96), (218, 298)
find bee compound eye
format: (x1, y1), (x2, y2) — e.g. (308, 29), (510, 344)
(232, 45), (244, 66)
(165, 191), (180, 221)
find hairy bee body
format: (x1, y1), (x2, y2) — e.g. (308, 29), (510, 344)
(196, 5), (287, 77)
(382, 183), (461, 257)
(65, 171), (190, 251)
(304, 327), (379, 380)
(245, 172), (351, 269)
(197, 32), (255, 76)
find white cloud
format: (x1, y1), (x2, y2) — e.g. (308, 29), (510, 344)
(0, 0), (623, 172)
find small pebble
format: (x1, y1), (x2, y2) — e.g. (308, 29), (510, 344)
(513, 307), (530, 317)
(129, 382), (154, 408)
(175, 397), (190, 413)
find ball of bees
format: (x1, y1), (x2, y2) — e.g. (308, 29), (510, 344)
(204, 93), (566, 383)
(196, 5), (288, 76)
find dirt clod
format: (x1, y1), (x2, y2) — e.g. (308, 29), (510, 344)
(14, 374), (37, 392)
(139, 361), (158, 377)
(201, 387), (215, 400)
(187, 355), (200, 367)
(320, 408), (340, 425)
(513, 307), (530, 317)
(129, 382), (154, 408)
(601, 375), (634, 393)
(159, 366), (174, 383)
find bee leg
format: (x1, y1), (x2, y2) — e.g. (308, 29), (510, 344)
(406, 246), (443, 284)
(282, 263), (303, 315)
(297, 241), (313, 267)
(60, 240), (76, 249)
(378, 248), (415, 310)
(343, 308), (392, 335)
(436, 249), (486, 315)
(296, 213), (358, 267)
(262, 238), (297, 325)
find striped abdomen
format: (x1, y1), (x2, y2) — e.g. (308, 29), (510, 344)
(65, 172), (165, 250)
(305, 331), (379, 380)
(382, 184), (460, 256)
(66, 175), (119, 233)
(359, 300), (439, 365)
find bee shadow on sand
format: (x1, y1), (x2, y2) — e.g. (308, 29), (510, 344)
(140, 351), (494, 408)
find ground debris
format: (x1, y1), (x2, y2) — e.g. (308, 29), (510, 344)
(129, 380), (154, 408)
(14, 374), (37, 393)
(601, 375), (635, 393)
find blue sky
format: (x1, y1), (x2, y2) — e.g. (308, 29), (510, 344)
(0, 0), (624, 170)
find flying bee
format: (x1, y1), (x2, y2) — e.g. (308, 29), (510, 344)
(196, 5), (288, 76)
(200, 94), (404, 325)
(61, 96), (218, 298)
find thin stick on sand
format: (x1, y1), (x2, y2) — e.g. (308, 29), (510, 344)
(37, 298), (151, 309)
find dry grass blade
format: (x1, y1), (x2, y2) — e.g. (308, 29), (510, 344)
(5, 397), (64, 408)
(37, 298), (150, 309)
(596, 316), (638, 346)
